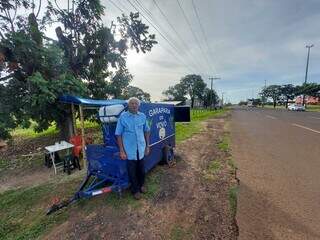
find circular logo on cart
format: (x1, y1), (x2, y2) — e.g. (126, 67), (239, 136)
(159, 127), (166, 139)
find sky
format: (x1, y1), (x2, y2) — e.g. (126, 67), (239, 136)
(49, 0), (320, 103)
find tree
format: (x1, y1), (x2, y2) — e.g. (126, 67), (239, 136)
(297, 82), (320, 98)
(180, 74), (206, 108)
(202, 88), (218, 108)
(280, 84), (296, 108)
(162, 83), (187, 102)
(122, 85), (151, 102)
(261, 85), (281, 108)
(0, 0), (157, 140)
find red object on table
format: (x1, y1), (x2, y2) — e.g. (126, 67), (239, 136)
(69, 135), (94, 158)
(69, 135), (83, 158)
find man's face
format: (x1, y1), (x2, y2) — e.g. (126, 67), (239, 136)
(128, 100), (139, 113)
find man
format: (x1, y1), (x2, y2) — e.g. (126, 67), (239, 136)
(115, 97), (150, 200)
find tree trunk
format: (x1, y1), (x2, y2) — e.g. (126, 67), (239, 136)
(57, 111), (75, 141)
(191, 97), (194, 108)
(286, 99), (289, 109)
(273, 98), (276, 108)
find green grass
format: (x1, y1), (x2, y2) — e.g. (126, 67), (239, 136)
(12, 120), (100, 139)
(229, 186), (238, 217)
(0, 108), (227, 238)
(203, 160), (222, 181)
(0, 175), (82, 240)
(208, 160), (221, 175)
(218, 134), (230, 152)
(0, 154), (43, 173)
(307, 104), (320, 112)
(170, 225), (193, 240)
(0, 164), (166, 239)
(176, 109), (227, 143)
(227, 158), (236, 172)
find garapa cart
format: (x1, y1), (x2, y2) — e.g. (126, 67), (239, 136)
(47, 95), (190, 214)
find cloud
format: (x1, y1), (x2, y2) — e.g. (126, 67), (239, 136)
(101, 0), (320, 103)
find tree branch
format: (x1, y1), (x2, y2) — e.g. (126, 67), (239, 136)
(4, 9), (15, 32)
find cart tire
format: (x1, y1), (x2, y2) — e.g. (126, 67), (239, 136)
(162, 145), (175, 167)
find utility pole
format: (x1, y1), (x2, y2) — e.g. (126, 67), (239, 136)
(303, 44), (314, 106)
(208, 76), (220, 109)
(221, 92), (225, 108)
(262, 80), (267, 107)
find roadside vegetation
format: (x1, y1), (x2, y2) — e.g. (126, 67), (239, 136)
(0, 108), (228, 239)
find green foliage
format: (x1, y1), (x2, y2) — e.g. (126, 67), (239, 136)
(0, 176), (81, 240)
(0, 0), (157, 140)
(170, 225), (193, 240)
(229, 186), (238, 217)
(202, 87), (219, 108)
(180, 74), (207, 108)
(162, 83), (187, 102)
(218, 134), (230, 152)
(260, 85), (281, 107)
(296, 82), (320, 98)
(176, 109), (227, 143)
(163, 74), (209, 108)
(122, 85), (151, 102)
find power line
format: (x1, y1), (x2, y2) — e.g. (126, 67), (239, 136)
(191, 0), (217, 74)
(125, 0), (198, 73)
(176, 0), (212, 74)
(151, 0), (207, 74)
(128, 0), (204, 74)
(133, 0), (153, 18)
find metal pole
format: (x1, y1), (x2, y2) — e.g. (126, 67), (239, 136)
(208, 77), (220, 109)
(303, 44), (314, 106)
(79, 105), (86, 170)
(221, 92), (225, 107)
(71, 103), (77, 135)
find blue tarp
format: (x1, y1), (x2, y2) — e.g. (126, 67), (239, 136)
(59, 95), (127, 107)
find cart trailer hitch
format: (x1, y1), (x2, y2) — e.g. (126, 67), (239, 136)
(46, 186), (113, 215)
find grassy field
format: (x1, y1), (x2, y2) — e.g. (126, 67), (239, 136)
(306, 104), (320, 112)
(176, 109), (226, 143)
(12, 121), (100, 139)
(0, 108), (228, 239)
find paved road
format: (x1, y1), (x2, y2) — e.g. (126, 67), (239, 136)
(231, 107), (320, 240)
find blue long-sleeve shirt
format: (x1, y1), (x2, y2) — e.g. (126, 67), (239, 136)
(115, 111), (150, 160)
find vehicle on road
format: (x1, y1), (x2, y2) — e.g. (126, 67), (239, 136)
(288, 103), (305, 111)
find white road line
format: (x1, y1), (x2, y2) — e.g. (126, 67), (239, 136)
(266, 115), (277, 120)
(309, 117), (320, 120)
(292, 123), (320, 134)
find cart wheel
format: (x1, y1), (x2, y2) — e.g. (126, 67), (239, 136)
(162, 145), (175, 167)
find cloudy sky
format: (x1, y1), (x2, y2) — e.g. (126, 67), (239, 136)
(49, 0), (320, 103)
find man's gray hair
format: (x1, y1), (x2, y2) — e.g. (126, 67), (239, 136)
(128, 97), (141, 106)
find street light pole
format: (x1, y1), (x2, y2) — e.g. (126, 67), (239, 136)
(303, 44), (314, 106)
(208, 76), (220, 109)
(221, 92), (225, 108)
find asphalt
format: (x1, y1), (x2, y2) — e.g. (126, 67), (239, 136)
(231, 107), (320, 240)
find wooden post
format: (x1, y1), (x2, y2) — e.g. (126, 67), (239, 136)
(71, 103), (77, 135)
(79, 105), (86, 170)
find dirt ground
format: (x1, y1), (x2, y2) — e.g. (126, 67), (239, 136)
(1, 115), (238, 239)
(42, 115), (238, 240)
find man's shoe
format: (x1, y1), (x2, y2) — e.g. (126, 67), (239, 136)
(133, 192), (142, 200)
(140, 185), (147, 194)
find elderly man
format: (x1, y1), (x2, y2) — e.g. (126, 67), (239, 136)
(115, 97), (150, 200)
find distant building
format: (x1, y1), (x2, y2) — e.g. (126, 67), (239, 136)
(295, 96), (320, 105)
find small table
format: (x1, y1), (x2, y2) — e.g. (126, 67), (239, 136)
(45, 141), (74, 174)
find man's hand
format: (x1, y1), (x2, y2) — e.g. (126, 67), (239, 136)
(119, 150), (127, 160)
(145, 146), (150, 156)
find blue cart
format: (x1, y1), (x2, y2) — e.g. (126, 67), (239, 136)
(47, 96), (189, 214)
